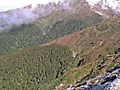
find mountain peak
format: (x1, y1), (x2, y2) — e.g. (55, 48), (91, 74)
(86, 0), (120, 15)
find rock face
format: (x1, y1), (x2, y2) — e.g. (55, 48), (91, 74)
(65, 66), (120, 90)
(86, 0), (120, 15)
(109, 78), (120, 90)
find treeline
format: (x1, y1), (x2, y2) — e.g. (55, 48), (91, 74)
(0, 14), (102, 55)
(0, 45), (76, 90)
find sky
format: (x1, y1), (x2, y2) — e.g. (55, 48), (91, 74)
(0, 0), (119, 12)
(0, 0), (60, 12)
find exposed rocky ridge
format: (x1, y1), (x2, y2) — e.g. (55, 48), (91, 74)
(86, 0), (120, 16)
(64, 66), (120, 90)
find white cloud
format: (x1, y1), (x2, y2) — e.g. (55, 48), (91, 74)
(86, 0), (120, 9)
(0, 0), (60, 11)
(86, 0), (100, 6)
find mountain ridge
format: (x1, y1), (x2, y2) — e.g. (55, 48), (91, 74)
(0, 0), (119, 31)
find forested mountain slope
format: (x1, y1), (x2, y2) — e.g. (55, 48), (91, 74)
(0, 13), (102, 55)
(0, 45), (78, 90)
(0, 15), (119, 90)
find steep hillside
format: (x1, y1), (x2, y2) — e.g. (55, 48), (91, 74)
(46, 26), (120, 64)
(44, 16), (120, 89)
(0, 13), (102, 55)
(0, 16), (118, 90)
(0, 44), (79, 90)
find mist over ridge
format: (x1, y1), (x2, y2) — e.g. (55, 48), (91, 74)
(0, 0), (120, 31)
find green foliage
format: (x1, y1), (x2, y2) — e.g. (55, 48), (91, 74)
(0, 14), (119, 90)
(106, 58), (120, 71)
(97, 16), (120, 31)
(62, 62), (95, 84)
(48, 14), (102, 40)
(0, 14), (102, 55)
(0, 23), (47, 55)
(0, 45), (75, 90)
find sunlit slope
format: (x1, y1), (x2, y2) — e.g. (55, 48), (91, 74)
(45, 16), (120, 88)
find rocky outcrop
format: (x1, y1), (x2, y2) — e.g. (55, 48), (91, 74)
(65, 66), (120, 90)
(86, 0), (120, 16)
